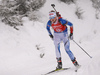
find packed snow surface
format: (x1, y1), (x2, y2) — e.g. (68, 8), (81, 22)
(0, 0), (100, 75)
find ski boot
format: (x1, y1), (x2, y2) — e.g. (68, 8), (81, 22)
(56, 57), (62, 70)
(72, 57), (79, 67)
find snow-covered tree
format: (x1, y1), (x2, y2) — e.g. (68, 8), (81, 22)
(91, 0), (100, 19)
(75, 7), (84, 19)
(59, 0), (76, 4)
(0, 0), (46, 30)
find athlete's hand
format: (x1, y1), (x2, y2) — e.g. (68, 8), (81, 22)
(49, 35), (53, 39)
(69, 33), (73, 40)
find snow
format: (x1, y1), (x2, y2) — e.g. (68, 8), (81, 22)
(0, 0), (100, 75)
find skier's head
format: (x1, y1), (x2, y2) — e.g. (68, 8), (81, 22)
(49, 10), (57, 23)
(49, 10), (57, 19)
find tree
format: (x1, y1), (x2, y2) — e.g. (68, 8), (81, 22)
(75, 7), (84, 19)
(0, 0), (46, 30)
(91, 0), (100, 19)
(59, 0), (76, 4)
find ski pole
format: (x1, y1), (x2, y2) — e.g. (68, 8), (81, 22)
(51, 4), (57, 12)
(72, 39), (92, 58)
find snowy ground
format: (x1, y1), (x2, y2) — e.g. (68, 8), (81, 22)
(0, 0), (100, 75)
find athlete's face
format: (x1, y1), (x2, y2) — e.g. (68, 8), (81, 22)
(50, 17), (57, 23)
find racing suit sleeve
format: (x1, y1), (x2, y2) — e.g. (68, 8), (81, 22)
(46, 20), (52, 35)
(59, 17), (73, 34)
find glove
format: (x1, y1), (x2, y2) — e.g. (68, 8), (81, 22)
(49, 35), (53, 39)
(69, 33), (73, 40)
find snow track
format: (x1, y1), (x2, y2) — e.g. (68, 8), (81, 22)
(0, 0), (100, 75)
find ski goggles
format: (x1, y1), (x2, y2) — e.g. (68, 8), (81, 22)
(49, 16), (56, 19)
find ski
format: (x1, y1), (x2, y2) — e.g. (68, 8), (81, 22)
(42, 65), (81, 75)
(42, 68), (70, 75)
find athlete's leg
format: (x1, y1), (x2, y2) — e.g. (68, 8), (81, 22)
(62, 32), (75, 60)
(54, 33), (61, 58)
(62, 32), (79, 66)
(54, 33), (62, 69)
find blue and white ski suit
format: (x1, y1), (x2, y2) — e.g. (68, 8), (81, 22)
(46, 17), (75, 60)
